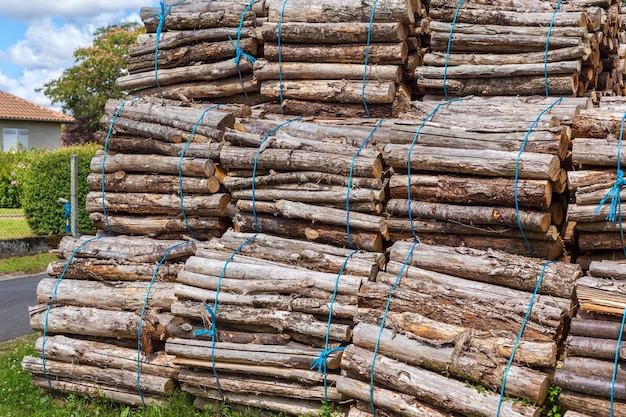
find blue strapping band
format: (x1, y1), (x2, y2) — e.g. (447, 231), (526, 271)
(443, 0), (464, 100)
(361, 0), (379, 118)
(179, 104), (222, 239)
(610, 307), (626, 417)
(230, 0), (258, 104)
(41, 236), (104, 391)
(311, 249), (358, 403)
(152, 0), (187, 96)
(544, 1), (563, 97)
(369, 240), (420, 417)
(194, 303), (218, 338)
(136, 240), (190, 405)
(346, 118), (384, 247)
(277, 0), (289, 114)
(515, 97), (563, 258)
(252, 116), (303, 231)
(496, 260), (556, 416)
(407, 98), (463, 240)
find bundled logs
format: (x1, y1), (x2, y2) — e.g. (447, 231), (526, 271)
(23, 235), (199, 405)
(167, 230), (383, 414)
(557, 260), (626, 416)
(118, 0), (266, 102)
(418, 0), (619, 96)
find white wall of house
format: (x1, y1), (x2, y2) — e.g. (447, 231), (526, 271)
(0, 120), (63, 151)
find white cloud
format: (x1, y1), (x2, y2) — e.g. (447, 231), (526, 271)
(0, 1), (154, 20)
(0, 67), (63, 108)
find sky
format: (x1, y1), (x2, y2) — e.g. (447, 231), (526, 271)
(0, 0), (161, 111)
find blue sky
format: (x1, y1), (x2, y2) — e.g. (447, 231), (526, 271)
(0, 1), (160, 110)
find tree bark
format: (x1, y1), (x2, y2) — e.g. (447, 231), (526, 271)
(263, 42), (407, 65)
(91, 153), (215, 177)
(260, 80), (396, 104)
(253, 60), (402, 82)
(429, 33), (583, 53)
(261, 22), (408, 43)
(423, 46), (587, 66)
(46, 258), (182, 282)
(88, 172), (221, 194)
(141, 11), (254, 33)
(95, 135), (223, 160)
(136, 75), (258, 100)
(415, 75), (576, 97)
(86, 192), (229, 216)
(266, 0), (414, 24)
(89, 213), (225, 239)
(559, 390), (626, 417)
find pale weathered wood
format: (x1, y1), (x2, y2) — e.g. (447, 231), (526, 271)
(266, 0), (414, 24)
(87, 172), (221, 194)
(46, 258), (182, 282)
(86, 192), (229, 216)
(589, 260), (626, 279)
(263, 42), (408, 65)
(429, 9), (587, 27)
(415, 75), (576, 97)
(423, 46), (587, 66)
(95, 135), (223, 160)
(141, 11), (254, 34)
(253, 60), (402, 82)
(89, 213), (225, 239)
(91, 154), (214, 177)
(416, 61), (581, 79)
(260, 80), (396, 104)
(427, 21), (588, 38)
(222, 171), (384, 191)
(261, 21), (408, 43)
(137, 76), (258, 100)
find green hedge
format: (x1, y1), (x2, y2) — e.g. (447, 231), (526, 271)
(18, 144), (101, 235)
(0, 148), (43, 208)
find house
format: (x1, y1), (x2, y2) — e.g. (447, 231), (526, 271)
(0, 89), (74, 152)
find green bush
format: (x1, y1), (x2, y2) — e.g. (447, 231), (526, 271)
(18, 144), (101, 235)
(0, 147), (42, 208)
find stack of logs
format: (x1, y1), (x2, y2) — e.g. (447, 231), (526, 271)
(377, 95), (586, 259)
(168, 230), (383, 414)
(567, 96), (626, 267)
(418, 0), (618, 96)
(118, 0), (265, 102)
(253, 0), (416, 117)
(88, 96), (237, 240)
(23, 235), (196, 406)
(556, 259), (626, 416)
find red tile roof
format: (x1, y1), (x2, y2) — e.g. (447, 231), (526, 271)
(0, 89), (74, 123)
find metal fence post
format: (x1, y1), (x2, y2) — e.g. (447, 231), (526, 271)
(70, 155), (79, 237)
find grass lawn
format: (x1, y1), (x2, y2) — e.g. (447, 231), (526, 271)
(0, 253), (58, 276)
(0, 208), (34, 240)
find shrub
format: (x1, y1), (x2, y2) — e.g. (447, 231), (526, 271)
(0, 147), (42, 208)
(18, 144), (101, 235)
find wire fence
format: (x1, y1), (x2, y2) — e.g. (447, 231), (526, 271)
(0, 210), (36, 240)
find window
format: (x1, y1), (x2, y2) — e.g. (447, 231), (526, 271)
(2, 128), (28, 152)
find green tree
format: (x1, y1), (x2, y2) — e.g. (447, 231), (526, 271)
(38, 23), (144, 144)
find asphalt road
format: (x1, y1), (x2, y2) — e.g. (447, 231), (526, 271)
(0, 273), (46, 342)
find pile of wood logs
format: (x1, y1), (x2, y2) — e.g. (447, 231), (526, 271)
(167, 230), (383, 414)
(253, 0), (416, 117)
(88, 96), (238, 240)
(418, 0), (618, 96)
(557, 259), (626, 416)
(118, 0), (266, 102)
(23, 235), (198, 406)
(378, 95), (586, 259)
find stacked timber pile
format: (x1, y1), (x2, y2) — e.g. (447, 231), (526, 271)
(118, 0), (266, 103)
(253, 0), (416, 117)
(167, 230), (384, 414)
(88, 96), (236, 240)
(566, 97), (626, 267)
(378, 95), (587, 259)
(418, 0), (617, 96)
(23, 235), (198, 406)
(222, 116), (389, 252)
(556, 260), (626, 416)
(337, 240), (582, 417)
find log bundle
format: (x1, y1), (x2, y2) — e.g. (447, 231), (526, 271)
(118, 0), (266, 102)
(557, 260), (626, 416)
(379, 95), (586, 259)
(167, 230), (383, 414)
(418, 0), (620, 97)
(24, 235), (197, 405)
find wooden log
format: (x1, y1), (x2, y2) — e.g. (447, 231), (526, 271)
(566, 335), (626, 361)
(87, 172), (221, 194)
(34, 335), (178, 378)
(416, 61), (581, 78)
(230, 186), (381, 204)
(261, 22), (408, 44)
(136, 75), (258, 100)
(140, 2), (266, 18)
(572, 109), (626, 138)
(253, 60), (402, 82)
(86, 192), (229, 216)
(563, 412), (593, 417)
(428, 9), (587, 27)
(560, 389), (626, 417)
(426, 21), (588, 38)
(263, 42), (408, 65)
(388, 241), (581, 298)
(567, 203), (626, 223)
(429, 33), (583, 53)
(341, 345), (541, 417)
(555, 369), (626, 400)
(89, 213), (225, 239)
(222, 171), (385, 191)
(22, 356), (174, 395)
(572, 139), (626, 171)
(141, 11), (254, 33)
(101, 115), (207, 143)
(91, 154), (214, 177)
(386, 199), (552, 233)
(30, 376), (162, 407)
(336, 377), (455, 417)
(266, 0), (414, 24)
(570, 319), (626, 341)
(423, 46), (587, 66)
(563, 356), (626, 381)
(352, 323), (551, 404)
(589, 260), (626, 279)
(577, 231), (626, 251)
(95, 135), (223, 160)
(46, 258), (182, 282)
(260, 80), (395, 104)
(382, 144), (562, 181)
(415, 75), (576, 96)
(261, 99), (401, 118)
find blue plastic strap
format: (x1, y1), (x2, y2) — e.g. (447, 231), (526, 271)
(252, 116), (303, 231)
(136, 240), (190, 405)
(407, 98), (463, 240)
(610, 307), (626, 417)
(277, 0), (289, 114)
(496, 260), (556, 416)
(230, 0), (258, 103)
(361, 0), (379, 118)
(347, 118), (384, 247)
(193, 303), (218, 338)
(152, 0), (187, 96)
(369, 240), (420, 417)
(595, 114), (626, 222)
(312, 249), (359, 402)
(41, 236), (104, 391)
(544, 1), (563, 97)
(515, 97), (563, 258)
(179, 104), (222, 238)
(443, 0), (464, 100)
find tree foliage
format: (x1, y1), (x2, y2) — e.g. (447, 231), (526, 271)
(39, 23), (144, 145)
